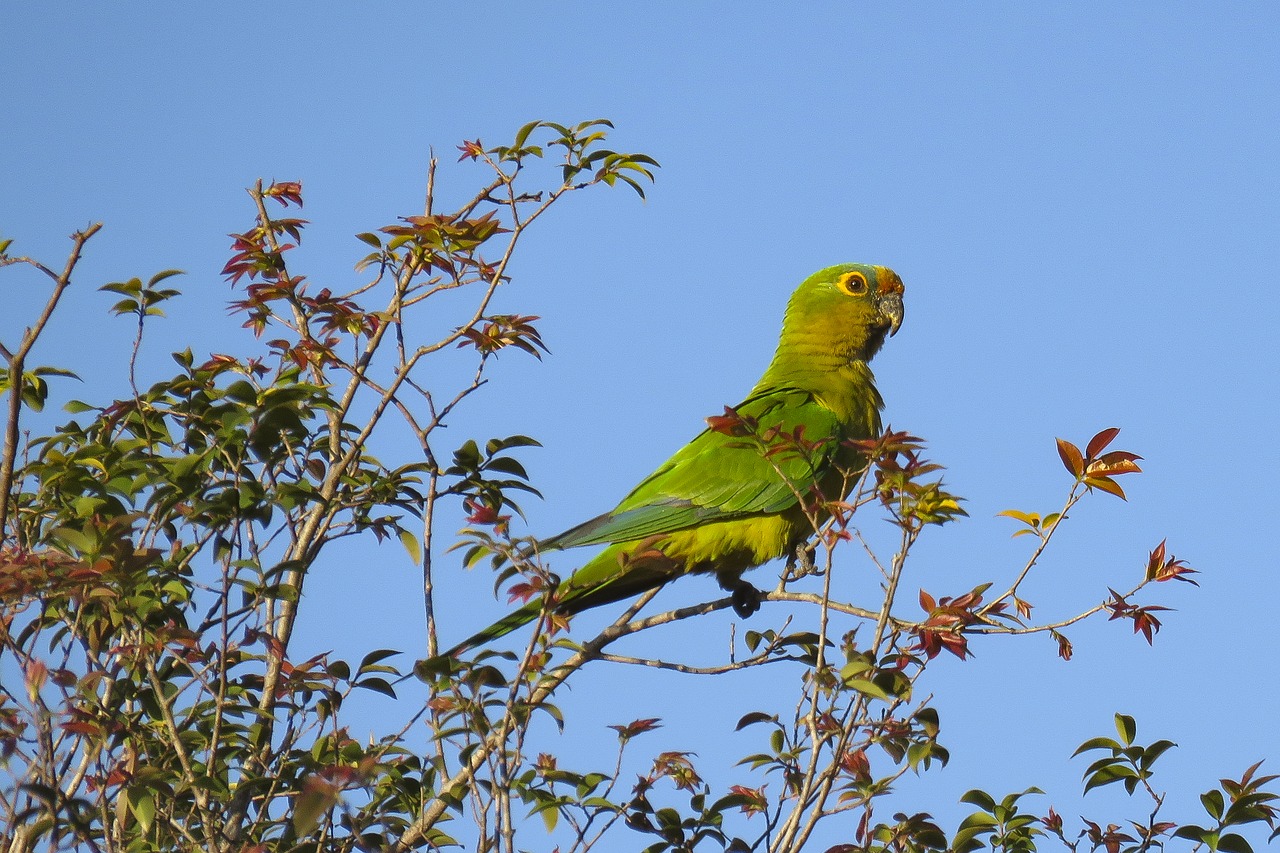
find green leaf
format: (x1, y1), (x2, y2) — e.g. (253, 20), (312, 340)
(1083, 764), (1138, 794)
(843, 678), (890, 702)
(1073, 736), (1123, 756)
(31, 366), (77, 379)
(538, 800), (559, 832)
(356, 677), (397, 699)
(399, 528), (421, 564)
(839, 658), (873, 680)
(960, 789), (997, 812)
(126, 788), (156, 833)
(513, 120), (540, 150)
(1174, 825), (1210, 842)
(915, 707), (941, 738)
(148, 268), (185, 285)
(1218, 833), (1254, 853)
(1114, 713), (1137, 745)
(359, 648), (401, 671)
(100, 278), (141, 296)
(485, 456), (529, 478)
(1140, 738), (1177, 768)
(225, 380), (257, 403)
(1203, 790), (1226, 820)
(495, 434), (542, 449)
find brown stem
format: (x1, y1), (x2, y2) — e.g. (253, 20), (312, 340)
(0, 223), (102, 537)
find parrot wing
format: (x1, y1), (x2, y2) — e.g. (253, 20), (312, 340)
(541, 386), (843, 551)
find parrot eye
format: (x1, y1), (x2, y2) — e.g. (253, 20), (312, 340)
(838, 272), (868, 295)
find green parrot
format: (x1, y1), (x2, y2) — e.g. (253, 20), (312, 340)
(441, 263), (904, 659)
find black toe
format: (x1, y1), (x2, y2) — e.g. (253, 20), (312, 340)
(731, 582), (762, 618)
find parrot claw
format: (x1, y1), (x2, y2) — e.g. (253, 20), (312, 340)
(784, 542), (822, 581)
(730, 581), (763, 618)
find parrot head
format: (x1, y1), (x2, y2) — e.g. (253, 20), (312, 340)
(786, 263), (905, 362)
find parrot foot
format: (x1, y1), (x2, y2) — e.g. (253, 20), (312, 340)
(730, 581), (762, 618)
(784, 542), (822, 580)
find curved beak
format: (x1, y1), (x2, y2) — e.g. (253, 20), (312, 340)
(877, 291), (904, 337)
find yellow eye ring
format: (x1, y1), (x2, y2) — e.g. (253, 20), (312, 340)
(837, 271), (868, 295)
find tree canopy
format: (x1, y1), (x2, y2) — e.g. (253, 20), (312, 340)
(0, 119), (1273, 853)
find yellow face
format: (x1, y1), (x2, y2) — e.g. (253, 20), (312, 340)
(807, 264), (905, 348)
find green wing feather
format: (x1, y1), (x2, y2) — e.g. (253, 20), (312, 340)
(541, 386), (843, 551)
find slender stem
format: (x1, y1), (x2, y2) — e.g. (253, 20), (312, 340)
(982, 483), (1083, 617)
(0, 223), (102, 536)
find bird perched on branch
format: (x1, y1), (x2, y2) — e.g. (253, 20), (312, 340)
(434, 262), (904, 663)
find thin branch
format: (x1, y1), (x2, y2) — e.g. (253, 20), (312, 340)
(981, 483), (1084, 617)
(0, 222), (102, 535)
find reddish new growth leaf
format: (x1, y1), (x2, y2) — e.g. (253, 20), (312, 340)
(0, 546), (95, 602)
(245, 627), (287, 662)
(381, 210), (509, 253)
(504, 573), (551, 605)
(1082, 820), (1137, 853)
(609, 717), (663, 742)
(1086, 426), (1122, 459)
(1057, 437), (1085, 478)
(457, 138), (485, 161)
(222, 186), (316, 343)
(1051, 629), (1074, 661)
(823, 525), (854, 547)
(1218, 761), (1280, 829)
(839, 748), (872, 783)
(913, 585), (1000, 660)
(761, 422), (801, 452)
(706, 405), (758, 437)
(1043, 807), (1063, 834)
(22, 659), (47, 702)
(464, 499), (510, 532)
(457, 315), (548, 359)
(1104, 589), (1170, 644)
(651, 752), (702, 791)
(309, 287), (381, 339)
(262, 180), (304, 207)
(1146, 539), (1198, 585)
(1057, 428), (1143, 499)
(853, 429), (966, 528)
(813, 712), (842, 736)
(728, 784), (769, 818)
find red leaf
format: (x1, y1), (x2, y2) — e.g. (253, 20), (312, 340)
(457, 139), (485, 161)
(705, 405), (754, 436)
(609, 717), (663, 740)
(919, 588), (936, 612)
(1056, 438), (1085, 477)
(1087, 452), (1143, 476)
(839, 748), (871, 781)
(1086, 427), (1121, 459)
(1054, 631), (1073, 661)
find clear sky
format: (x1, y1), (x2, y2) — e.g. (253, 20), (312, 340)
(4, 3), (1278, 846)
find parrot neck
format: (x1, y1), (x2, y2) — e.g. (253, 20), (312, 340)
(753, 331), (885, 427)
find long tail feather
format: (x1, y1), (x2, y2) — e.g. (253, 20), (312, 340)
(449, 600), (542, 658)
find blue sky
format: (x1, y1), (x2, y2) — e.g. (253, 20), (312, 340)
(4, 3), (1278, 846)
